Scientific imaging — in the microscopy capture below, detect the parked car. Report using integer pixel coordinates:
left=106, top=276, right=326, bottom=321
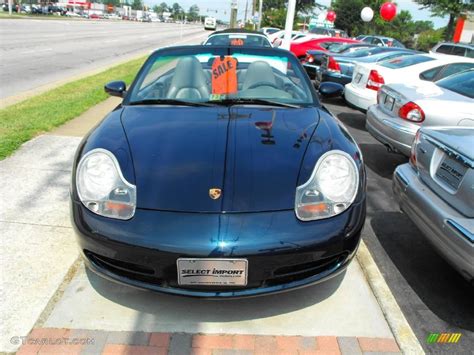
left=309, top=27, right=348, bottom=39
left=302, top=43, right=376, bottom=78
left=290, top=37, right=360, bottom=59
left=345, top=54, right=474, bottom=111
left=314, top=48, right=417, bottom=85
left=204, top=29, right=272, bottom=48
left=393, top=126, right=474, bottom=282
left=70, top=45, right=366, bottom=298
left=358, top=35, right=405, bottom=48
left=65, top=11, right=80, bottom=17
left=259, top=27, right=280, bottom=36
left=366, top=69, right=474, bottom=156
left=430, top=42, right=474, bottom=58
left=204, top=16, right=217, bottom=30
left=269, top=30, right=304, bottom=47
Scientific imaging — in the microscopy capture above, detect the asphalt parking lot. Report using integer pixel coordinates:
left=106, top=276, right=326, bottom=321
left=0, top=19, right=206, bottom=100
left=323, top=97, right=474, bottom=353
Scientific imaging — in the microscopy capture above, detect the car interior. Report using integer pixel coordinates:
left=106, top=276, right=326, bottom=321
left=133, top=56, right=310, bottom=102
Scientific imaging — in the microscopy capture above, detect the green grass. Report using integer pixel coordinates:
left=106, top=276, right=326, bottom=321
left=0, top=56, right=145, bottom=160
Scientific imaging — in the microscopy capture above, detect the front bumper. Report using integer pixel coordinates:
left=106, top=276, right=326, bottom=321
left=393, top=164, right=474, bottom=281
left=71, top=199, right=365, bottom=298
left=366, top=105, right=418, bottom=157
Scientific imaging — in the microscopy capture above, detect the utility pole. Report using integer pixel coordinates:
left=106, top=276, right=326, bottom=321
left=8, top=0, right=12, bottom=15
left=282, top=0, right=296, bottom=50
left=244, top=0, right=248, bottom=25
left=257, top=0, right=262, bottom=30
left=230, top=0, right=237, bottom=28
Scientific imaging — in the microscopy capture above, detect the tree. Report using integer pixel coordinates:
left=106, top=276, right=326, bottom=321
left=332, top=0, right=365, bottom=37
left=415, top=28, right=445, bottom=51
left=262, top=0, right=325, bottom=27
left=414, top=0, right=474, bottom=40
left=131, top=0, right=142, bottom=10
left=171, top=2, right=182, bottom=17
left=187, top=4, right=199, bottom=21
left=153, top=2, right=169, bottom=14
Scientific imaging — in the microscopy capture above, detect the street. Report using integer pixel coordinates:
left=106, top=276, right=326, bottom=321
left=323, top=98, right=474, bottom=354
left=0, top=19, right=207, bottom=100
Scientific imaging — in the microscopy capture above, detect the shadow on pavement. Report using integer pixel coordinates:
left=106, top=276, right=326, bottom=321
left=370, top=211, right=474, bottom=331
left=336, top=112, right=367, bottom=132
left=358, top=143, right=407, bottom=179
left=85, top=267, right=346, bottom=321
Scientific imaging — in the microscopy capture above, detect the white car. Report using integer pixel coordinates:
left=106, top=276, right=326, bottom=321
left=344, top=54, right=474, bottom=111
left=268, top=30, right=303, bottom=46
left=204, top=17, right=217, bottom=31
left=260, top=27, right=280, bottom=36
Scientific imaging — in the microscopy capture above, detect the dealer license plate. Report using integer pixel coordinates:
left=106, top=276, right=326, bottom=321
left=177, top=258, right=248, bottom=286
left=435, top=155, right=468, bottom=190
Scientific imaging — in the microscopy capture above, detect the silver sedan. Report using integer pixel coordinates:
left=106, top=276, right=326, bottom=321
left=366, top=68, right=474, bottom=156
left=393, top=126, right=474, bottom=282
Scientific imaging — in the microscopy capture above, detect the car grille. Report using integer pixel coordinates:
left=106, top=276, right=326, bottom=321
left=85, top=250, right=163, bottom=285
left=84, top=250, right=347, bottom=290
left=264, top=253, right=347, bottom=286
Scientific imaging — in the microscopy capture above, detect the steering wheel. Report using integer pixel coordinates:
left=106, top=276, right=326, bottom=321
left=246, top=81, right=280, bottom=90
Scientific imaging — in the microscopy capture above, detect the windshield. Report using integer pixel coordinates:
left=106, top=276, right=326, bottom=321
left=205, top=34, right=271, bottom=48
left=380, top=54, right=434, bottom=69
left=126, top=47, right=316, bottom=106
left=436, top=70, right=474, bottom=99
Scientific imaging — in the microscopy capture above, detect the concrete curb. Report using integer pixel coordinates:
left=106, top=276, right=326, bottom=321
left=356, top=240, right=425, bottom=354
left=0, top=29, right=206, bottom=109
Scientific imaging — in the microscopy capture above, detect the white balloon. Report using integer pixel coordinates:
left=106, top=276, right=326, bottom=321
left=361, top=7, right=374, bottom=22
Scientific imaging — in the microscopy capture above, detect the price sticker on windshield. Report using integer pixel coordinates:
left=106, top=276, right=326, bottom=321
left=211, top=56, right=238, bottom=95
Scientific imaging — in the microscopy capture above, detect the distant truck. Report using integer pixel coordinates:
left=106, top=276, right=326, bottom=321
left=204, top=17, right=217, bottom=31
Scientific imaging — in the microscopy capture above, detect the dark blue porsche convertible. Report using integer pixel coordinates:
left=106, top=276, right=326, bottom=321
left=71, top=45, right=366, bottom=298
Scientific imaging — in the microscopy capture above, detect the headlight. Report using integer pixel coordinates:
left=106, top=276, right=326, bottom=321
left=76, top=148, right=136, bottom=220
left=295, top=150, right=358, bottom=221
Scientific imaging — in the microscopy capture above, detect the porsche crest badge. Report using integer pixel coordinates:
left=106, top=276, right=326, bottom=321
left=209, top=188, right=222, bottom=200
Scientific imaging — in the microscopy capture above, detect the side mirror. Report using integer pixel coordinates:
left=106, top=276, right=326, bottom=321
left=104, top=81, right=126, bottom=97
left=318, top=82, right=344, bottom=98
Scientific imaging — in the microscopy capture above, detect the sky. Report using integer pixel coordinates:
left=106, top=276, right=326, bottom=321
left=146, top=0, right=449, bottom=29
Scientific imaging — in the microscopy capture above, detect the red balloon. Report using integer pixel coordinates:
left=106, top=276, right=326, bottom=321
left=326, top=10, right=336, bottom=22
left=380, top=2, right=397, bottom=21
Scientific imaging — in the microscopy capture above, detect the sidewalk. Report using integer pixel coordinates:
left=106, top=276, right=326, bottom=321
left=16, top=329, right=401, bottom=354
left=3, top=98, right=409, bottom=355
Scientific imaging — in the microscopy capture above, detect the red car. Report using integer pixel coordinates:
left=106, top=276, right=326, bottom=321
left=290, top=37, right=360, bottom=59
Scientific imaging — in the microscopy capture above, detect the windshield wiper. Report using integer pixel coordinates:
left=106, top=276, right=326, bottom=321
left=128, top=99, right=214, bottom=107
left=207, top=98, right=301, bottom=109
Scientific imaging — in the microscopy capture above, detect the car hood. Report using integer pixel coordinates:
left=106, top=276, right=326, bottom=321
left=121, top=106, right=320, bottom=213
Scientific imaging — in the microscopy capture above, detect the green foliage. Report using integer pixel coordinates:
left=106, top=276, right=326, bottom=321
left=415, top=28, right=445, bottom=52
left=414, top=0, right=473, bottom=40
left=0, top=57, right=145, bottom=160
left=262, top=1, right=325, bottom=28
left=262, top=8, right=289, bottom=28
left=187, top=4, right=199, bottom=21
left=332, top=0, right=437, bottom=47
left=171, top=2, right=182, bottom=16
left=153, top=2, right=169, bottom=14
left=131, top=0, right=142, bottom=10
